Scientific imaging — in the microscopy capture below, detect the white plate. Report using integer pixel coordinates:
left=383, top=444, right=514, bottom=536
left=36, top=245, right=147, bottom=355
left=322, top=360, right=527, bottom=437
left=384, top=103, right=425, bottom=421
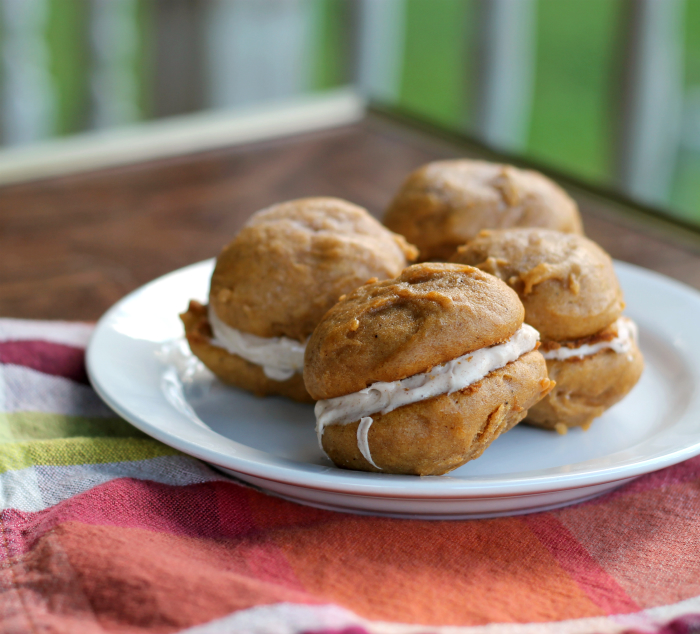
left=87, top=259, right=700, bottom=519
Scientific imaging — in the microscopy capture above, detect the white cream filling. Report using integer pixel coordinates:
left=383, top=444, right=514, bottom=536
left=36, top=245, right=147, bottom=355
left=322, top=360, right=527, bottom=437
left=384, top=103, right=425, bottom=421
left=357, top=417, right=380, bottom=470
left=315, top=324, right=540, bottom=469
left=541, top=317, right=637, bottom=361
left=207, top=305, right=307, bottom=381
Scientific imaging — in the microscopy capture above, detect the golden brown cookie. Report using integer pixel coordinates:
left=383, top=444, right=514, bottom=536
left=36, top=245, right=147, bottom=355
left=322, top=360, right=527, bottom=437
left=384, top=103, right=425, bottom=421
left=321, top=350, right=550, bottom=475
left=528, top=336, right=644, bottom=432
left=211, top=197, right=418, bottom=340
left=451, top=229, right=642, bottom=430
left=304, top=262, right=525, bottom=399
left=384, top=160, right=583, bottom=261
left=182, top=197, right=418, bottom=402
left=305, top=263, right=554, bottom=475
left=451, top=228, right=624, bottom=341
left=181, top=300, right=313, bottom=402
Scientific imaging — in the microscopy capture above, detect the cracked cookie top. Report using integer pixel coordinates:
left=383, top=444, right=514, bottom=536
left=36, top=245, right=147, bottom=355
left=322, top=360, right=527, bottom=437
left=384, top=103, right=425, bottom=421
left=383, top=159, right=583, bottom=261
left=303, top=262, right=524, bottom=400
left=209, top=197, right=418, bottom=341
left=451, top=228, right=624, bottom=341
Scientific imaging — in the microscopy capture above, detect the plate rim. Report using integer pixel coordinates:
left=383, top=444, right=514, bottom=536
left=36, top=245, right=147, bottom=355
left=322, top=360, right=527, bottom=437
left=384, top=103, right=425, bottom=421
left=86, top=258, right=700, bottom=500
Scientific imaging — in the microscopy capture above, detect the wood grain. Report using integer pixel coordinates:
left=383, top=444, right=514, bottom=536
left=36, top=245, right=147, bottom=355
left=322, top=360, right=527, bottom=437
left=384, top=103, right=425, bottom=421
left=1, top=115, right=700, bottom=321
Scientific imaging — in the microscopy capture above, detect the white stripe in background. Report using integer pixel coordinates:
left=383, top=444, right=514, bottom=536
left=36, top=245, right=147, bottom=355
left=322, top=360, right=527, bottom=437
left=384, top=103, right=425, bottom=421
left=88, top=0, right=140, bottom=130
left=204, top=0, right=313, bottom=108
left=0, top=0, right=55, bottom=145
left=0, top=318, right=93, bottom=347
left=356, top=0, right=406, bottom=105
left=0, top=89, right=364, bottom=186
left=0, top=365, right=114, bottom=417
left=179, top=597, right=700, bottom=634
left=0, top=455, right=226, bottom=512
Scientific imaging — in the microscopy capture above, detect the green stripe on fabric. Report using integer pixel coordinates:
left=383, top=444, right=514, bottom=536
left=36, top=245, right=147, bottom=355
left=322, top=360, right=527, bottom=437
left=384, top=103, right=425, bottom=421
left=0, top=412, right=148, bottom=443
left=0, top=438, right=180, bottom=474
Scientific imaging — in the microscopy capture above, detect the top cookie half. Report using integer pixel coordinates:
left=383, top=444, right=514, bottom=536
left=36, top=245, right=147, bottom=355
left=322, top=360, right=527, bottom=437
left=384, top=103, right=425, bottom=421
left=451, top=228, right=624, bottom=341
left=210, top=197, right=418, bottom=341
left=384, top=159, right=583, bottom=261
left=304, top=262, right=525, bottom=400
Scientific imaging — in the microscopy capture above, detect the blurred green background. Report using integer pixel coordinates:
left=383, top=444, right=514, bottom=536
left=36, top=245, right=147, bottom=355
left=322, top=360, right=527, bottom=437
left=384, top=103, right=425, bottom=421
left=4, top=0, right=700, bottom=222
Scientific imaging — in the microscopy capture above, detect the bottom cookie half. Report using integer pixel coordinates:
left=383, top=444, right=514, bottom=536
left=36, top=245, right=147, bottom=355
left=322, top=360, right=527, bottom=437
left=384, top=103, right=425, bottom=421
left=180, top=300, right=313, bottom=403
left=321, top=350, right=553, bottom=476
left=526, top=340, right=644, bottom=432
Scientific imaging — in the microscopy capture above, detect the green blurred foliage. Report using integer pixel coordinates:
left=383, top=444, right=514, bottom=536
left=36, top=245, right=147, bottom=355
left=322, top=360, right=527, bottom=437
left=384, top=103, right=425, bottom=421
left=13, top=0, right=700, bottom=221
left=47, top=0, right=149, bottom=135
left=685, top=0, right=700, bottom=87
left=672, top=0, right=700, bottom=220
left=311, top=0, right=348, bottom=91
left=399, top=0, right=473, bottom=129
left=47, top=0, right=89, bottom=135
left=527, top=0, right=621, bottom=183
left=135, top=0, right=152, bottom=120
left=393, top=0, right=622, bottom=184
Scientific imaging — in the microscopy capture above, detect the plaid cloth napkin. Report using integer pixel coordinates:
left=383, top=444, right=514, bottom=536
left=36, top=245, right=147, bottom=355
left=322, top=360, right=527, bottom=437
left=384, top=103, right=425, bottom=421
left=1, top=317, right=699, bottom=634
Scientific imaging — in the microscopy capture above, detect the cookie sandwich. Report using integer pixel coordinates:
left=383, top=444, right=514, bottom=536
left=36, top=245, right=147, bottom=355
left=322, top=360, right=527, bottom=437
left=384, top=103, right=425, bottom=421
left=304, top=263, right=554, bottom=475
left=451, top=228, right=643, bottom=432
left=384, top=159, right=583, bottom=261
left=181, top=197, right=418, bottom=402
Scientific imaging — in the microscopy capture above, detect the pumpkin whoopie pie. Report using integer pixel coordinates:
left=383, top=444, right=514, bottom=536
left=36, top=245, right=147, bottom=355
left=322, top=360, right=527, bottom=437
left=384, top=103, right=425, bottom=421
left=384, top=159, right=583, bottom=261
left=181, top=197, right=417, bottom=402
left=304, top=262, right=554, bottom=475
left=451, top=228, right=643, bottom=432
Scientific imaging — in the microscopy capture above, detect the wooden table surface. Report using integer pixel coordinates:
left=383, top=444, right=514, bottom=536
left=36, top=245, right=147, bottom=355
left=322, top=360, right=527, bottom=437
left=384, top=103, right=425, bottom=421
left=2, top=112, right=700, bottom=322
